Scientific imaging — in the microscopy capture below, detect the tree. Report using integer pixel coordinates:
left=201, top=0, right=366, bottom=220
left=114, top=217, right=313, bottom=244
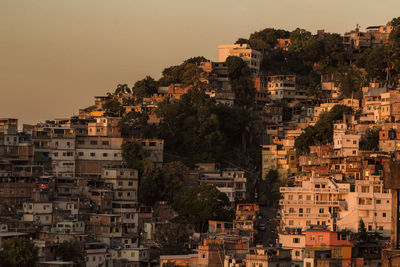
left=139, top=161, right=188, bottom=206
left=172, top=185, right=234, bottom=232
left=55, top=241, right=85, bottom=267
left=114, top=83, right=131, bottom=95
left=121, top=141, right=151, bottom=174
left=225, top=56, right=256, bottom=107
left=359, top=127, right=380, bottom=151
left=289, top=28, right=321, bottom=63
left=335, top=67, right=364, bottom=99
left=317, top=33, right=347, bottom=73
left=155, top=223, right=190, bottom=255
left=131, top=76, right=158, bottom=101
left=295, top=105, right=353, bottom=155
left=247, top=28, right=290, bottom=51
left=0, top=237, right=38, bottom=267
left=257, top=169, right=282, bottom=207
left=119, top=110, right=149, bottom=138
left=184, top=56, right=208, bottom=65
left=103, top=98, right=124, bottom=117
left=156, top=88, right=225, bottom=164
left=158, top=59, right=207, bottom=87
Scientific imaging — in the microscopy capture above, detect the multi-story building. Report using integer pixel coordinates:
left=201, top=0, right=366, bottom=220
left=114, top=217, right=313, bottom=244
left=0, top=118, right=18, bottom=135
left=245, top=246, right=291, bottom=267
left=101, top=166, right=139, bottom=235
left=49, top=127, right=76, bottom=177
left=280, top=177, right=349, bottom=232
left=218, top=44, right=262, bottom=76
left=333, top=132, right=360, bottom=157
left=22, top=201, right=53, bottom=226
left=261, top=145, right=297, bottom=180
left=303, top=225, right=353, bottom=267
left=266, top=75, right=307, bottom=101
left=75, top=136, right=123, bottom=177
left=198, top=167, right=246, bottom=202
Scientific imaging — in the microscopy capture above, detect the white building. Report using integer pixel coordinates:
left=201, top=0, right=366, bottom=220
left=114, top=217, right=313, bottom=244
left=333, top=133, right=360, bottom=157
left=218, top=44, right=262, bottom=76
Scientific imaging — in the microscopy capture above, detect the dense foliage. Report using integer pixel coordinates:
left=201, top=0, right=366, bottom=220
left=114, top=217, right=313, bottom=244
left=139, top=161, right=188, bottom=206
left=295, top=105, right=353, bottom=155
left=155, top=223, right=191, bottom=255
left=172, top=185, right=234, bottom=232
left=359, top=127, right=381, bottom=151
left=0, top=237, right=38, bottom=267
left=55, top=241, right=85, bottom=267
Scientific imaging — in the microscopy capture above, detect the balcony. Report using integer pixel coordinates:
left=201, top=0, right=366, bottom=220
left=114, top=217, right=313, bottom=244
left=282, top=212, right=331, bottom=218
left=280, top=187, right=349, bottom=193
left=280, top=199, right=346, bottom=207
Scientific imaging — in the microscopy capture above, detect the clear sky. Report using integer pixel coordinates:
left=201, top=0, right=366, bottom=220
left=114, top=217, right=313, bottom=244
left=1, top=0, right=399, bottom=125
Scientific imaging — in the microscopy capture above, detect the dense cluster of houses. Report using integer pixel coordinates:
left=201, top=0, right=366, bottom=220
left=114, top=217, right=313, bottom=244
left=1, top=20, right=399, bottom=267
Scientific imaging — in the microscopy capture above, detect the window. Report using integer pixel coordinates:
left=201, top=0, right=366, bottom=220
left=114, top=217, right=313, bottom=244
left=90, top=141, right=98, bottom=145
left=103, top=153, right=108, bottom=157
left=310, top=235, right=315, bottom=240
left=383, top=213, right=387, bottom=217
left=361, top=186, right=369, bottom=193
left=78, top=152, right=84, bottom=156
left=289, top=208, right=295, bottom=213
left=289, top=220, right=294, bottom=226
left=318, top=235, right=323, bottom=241
left=376, top=199, right=381, bottom=204
left=90, top=153, right=95, bottom=157
left=102, top=141, right=109, bottom=145
left=295, top=251, right=300, bottom=257
left=293, top=238, right=300, bottom=243
left=319, top=208, right=324, bottom=214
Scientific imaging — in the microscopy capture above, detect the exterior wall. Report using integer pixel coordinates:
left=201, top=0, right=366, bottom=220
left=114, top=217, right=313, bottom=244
left=110, top=248, right=149, bottom=263
left=198, top=244, right=224, bottom=267
left=278, top=233, right=305, bottom=262
left=218, top=44, right=261, bottom=76
left=160, top=254, right=198, bottom=267
left=280, top=178, right=350, bottom=231
left=136, top=139, right=164, bottom=167
left=88, top=117, right=121, bottom=137
left=305, top=230, right=353, bottom=259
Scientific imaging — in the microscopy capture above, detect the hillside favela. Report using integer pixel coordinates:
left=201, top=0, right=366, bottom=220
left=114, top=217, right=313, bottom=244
left=4, top=7, right=400, bottom=267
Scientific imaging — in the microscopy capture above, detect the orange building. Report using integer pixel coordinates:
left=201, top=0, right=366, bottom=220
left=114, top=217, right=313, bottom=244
left=160, top=254, right=198, bottom=267
left=305, top=225, right=354, bottom=261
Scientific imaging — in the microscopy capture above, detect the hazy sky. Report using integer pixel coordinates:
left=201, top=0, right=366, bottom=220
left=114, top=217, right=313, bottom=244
left=1, top=0, right=400, bottom=126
